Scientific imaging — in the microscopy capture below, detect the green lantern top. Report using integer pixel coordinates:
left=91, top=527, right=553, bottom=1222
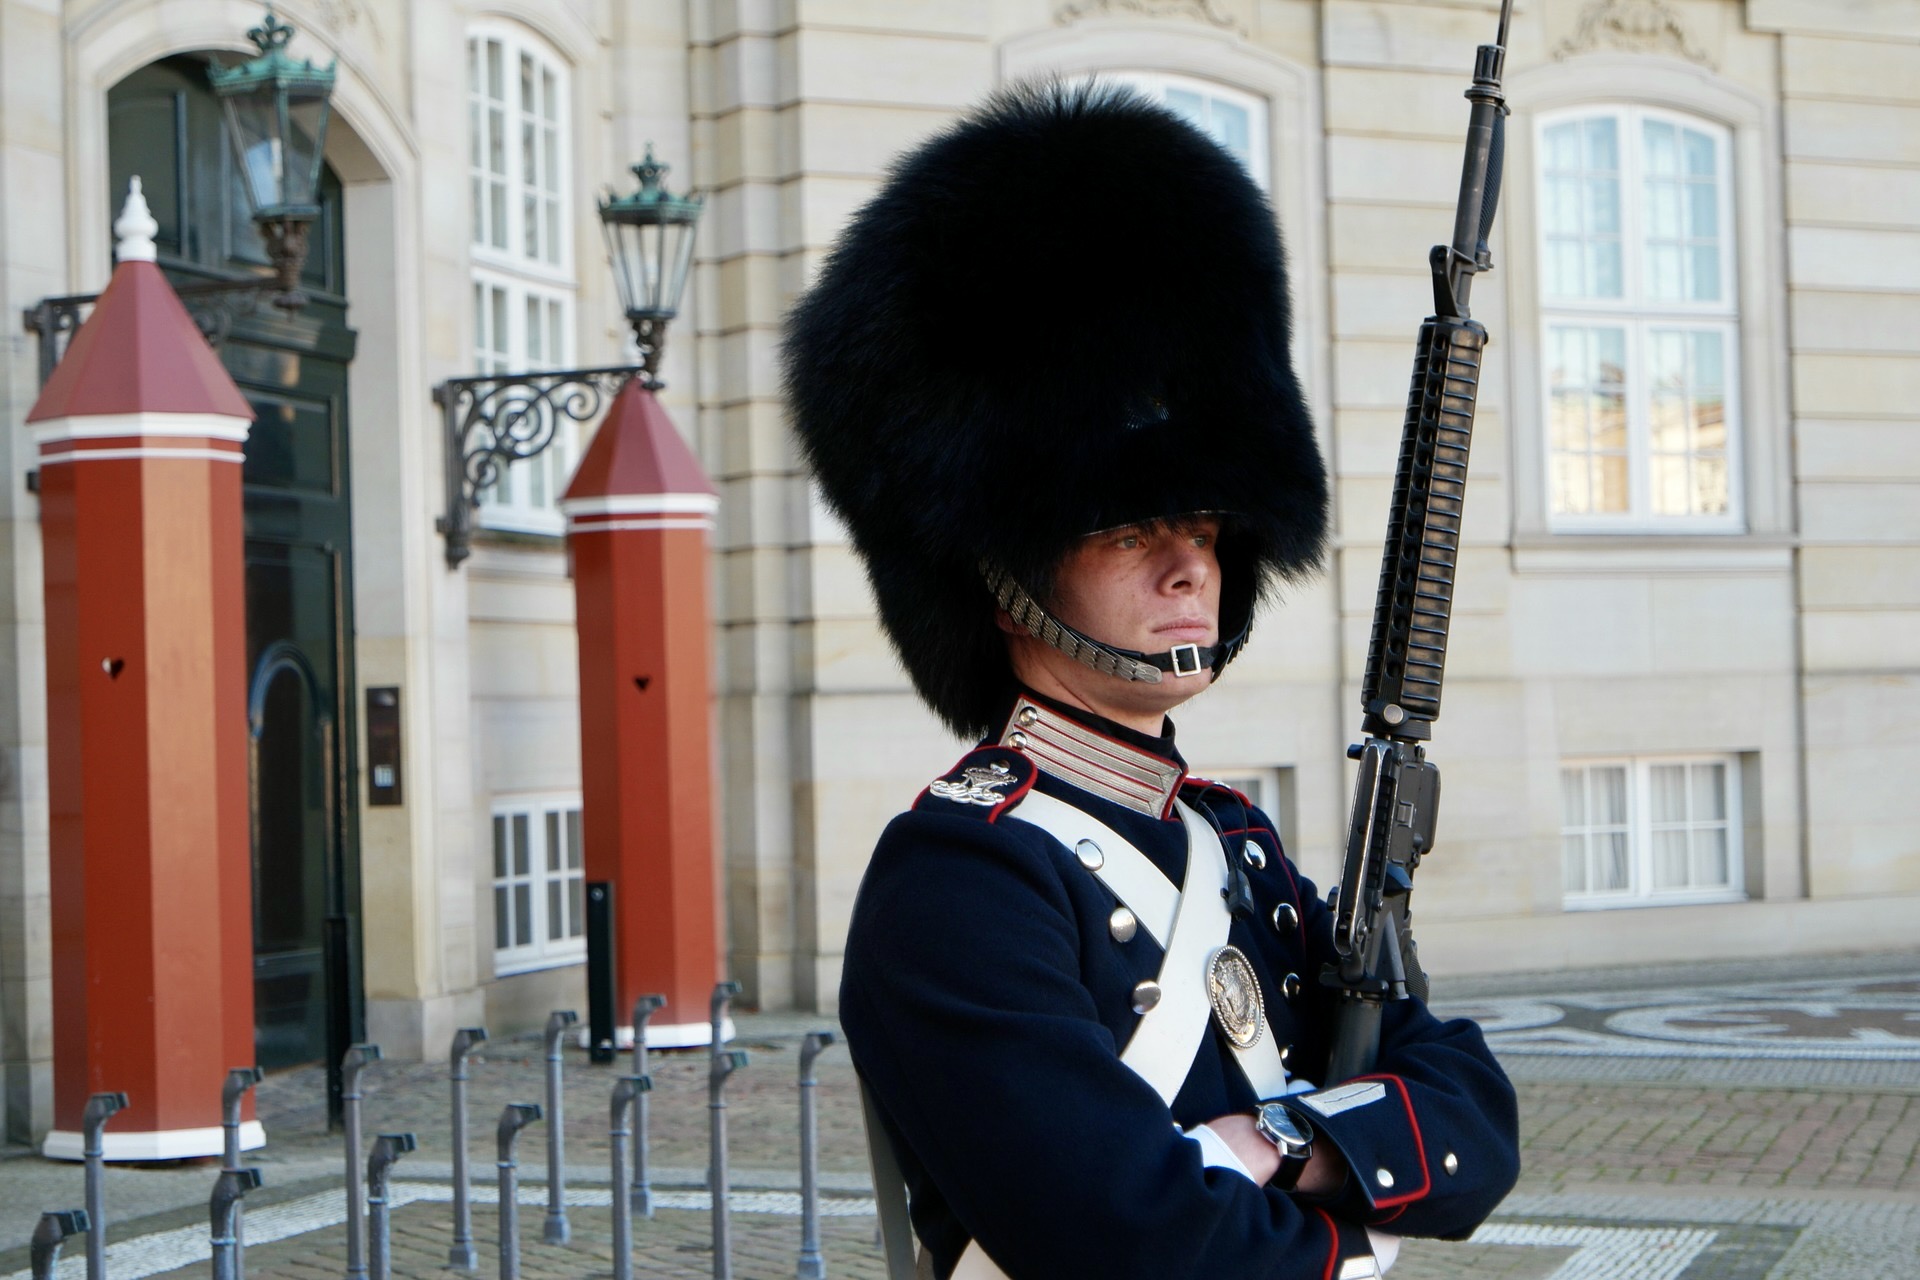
left=207, top=6, right=336, bottom=99
left=598, top=147, right=705, bottom=230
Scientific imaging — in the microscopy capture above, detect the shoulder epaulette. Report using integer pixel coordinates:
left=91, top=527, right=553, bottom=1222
left=913, top=746, right=1036, bottom=822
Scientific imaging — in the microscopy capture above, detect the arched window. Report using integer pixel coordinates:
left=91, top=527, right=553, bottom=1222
left=1537, top=106, right=1741, bottom=531
left=467, top=23, right=577, bottom=532
left=1099, top=71, right=1271, bottom=189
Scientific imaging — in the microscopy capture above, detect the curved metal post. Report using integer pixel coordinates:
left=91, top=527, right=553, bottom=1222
left=629, top=994, right=666, bottom=1216
left=222, top=1067, right=263, bottom=1275
left=82, top=1090, right=128, bottom=1280
left=448, top=1027, right=488, bottom=1269
left=709, top=980, right=746, bottom=1280
left=209, top=1169, right=262, bottom=1280
left=797, top=1032, right=837, bottom=1280
left=496, top=1103, right=543, bottom=1280
left=541, top=1011, right=579, bottom=1244
left=366, top=1134, right=415, bottom=1280
left=340, top=1044, right=383, bottom=1280
left=30, top=1210, right=88, bottom=1280
left=609, top=1075, right=651, bottom=1280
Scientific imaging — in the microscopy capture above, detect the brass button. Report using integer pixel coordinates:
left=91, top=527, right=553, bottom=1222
left=1016, top=706, right=1038, bottom=728
left=1242, top=840, right=1266, bottom=870
left=1272, top=902, right=1299, bottom=934
left=1109, top=906, right=1138, bottom=943
left=1282, top=972, right=1301, bottom=999
left=1075, top=839, right=1104, bottom=872
left=1008, top=731, right=1030, bottom=750
left=1131, top=980, right=1162, bottom=1014
left=1443, top=1152, right=1459, bottom=1176
left=1376, top=1168, right=1395, bottom=1189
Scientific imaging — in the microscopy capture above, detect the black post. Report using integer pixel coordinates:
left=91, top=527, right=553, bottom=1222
left=609, top=1075, right=650, bottom=1280
left=629, top=994, right=666, bottom=1217
left=797, top=1032, right=836, bottom=1280
left=221, top=1068, right=263, bottom=1277
left=340, top=1045, right=383, bottom=1280
left=587, top=883, right=616, bottom=1064
left=541, top=1011, right=579, bottom=1244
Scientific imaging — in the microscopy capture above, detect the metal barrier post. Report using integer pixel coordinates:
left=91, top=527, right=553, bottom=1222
left=82, top=1090, right=128, bottom=1280
left=608, top=1075, right=650, bottom=1280
left=540, top=1010, right=579, bottom=1244
left=222, top=1067, right=262, bottom=1276
left=30, top=1210, right=88, bottom=1280
left=708, top=981, right=746, bottom=1280
left=448, top=1027, right=489, bottom=1269
left=341, top=1044, right=383, bottom=1280
left=797, top=1031, right=837, bottom=1280
left=629, top=994, right=665, bottom=1216
left=209, top=1169, right=262, bottom=1280
left=496, top=1103, right=542, bottom=1280
left=366, top=1134, right=416, bottom=1280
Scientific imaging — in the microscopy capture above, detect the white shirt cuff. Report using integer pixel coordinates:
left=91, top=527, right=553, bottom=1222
left=1366, top=1229, right=1401, bottom=1272
left=1183, top=1123, right=1256, bottom=1182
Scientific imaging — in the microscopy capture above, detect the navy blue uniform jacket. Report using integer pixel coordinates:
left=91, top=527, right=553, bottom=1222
left=840, top=714, right=1520, bottom=1280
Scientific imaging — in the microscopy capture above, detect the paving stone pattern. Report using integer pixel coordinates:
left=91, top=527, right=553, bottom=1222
left=3, top=960, right=1917, bottom=1279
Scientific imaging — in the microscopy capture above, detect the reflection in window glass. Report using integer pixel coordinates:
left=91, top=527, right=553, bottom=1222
left=1537, top=107, right=1739, bottom=529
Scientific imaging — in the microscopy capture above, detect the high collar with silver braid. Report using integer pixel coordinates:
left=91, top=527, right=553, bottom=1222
left=983, top=561, right=1250, bottom=684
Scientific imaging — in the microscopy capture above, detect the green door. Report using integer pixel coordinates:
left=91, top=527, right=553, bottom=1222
left=108, top=55, right=362, bottom=1071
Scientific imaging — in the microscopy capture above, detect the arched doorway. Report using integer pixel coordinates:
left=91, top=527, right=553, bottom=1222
left=107, top=54, right=362, bottom=1071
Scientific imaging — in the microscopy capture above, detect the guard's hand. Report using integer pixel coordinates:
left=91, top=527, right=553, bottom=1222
left=1200, top=1113, right=1280, bottom=1184
left=1202, top=1115, right=1348, bottom=1195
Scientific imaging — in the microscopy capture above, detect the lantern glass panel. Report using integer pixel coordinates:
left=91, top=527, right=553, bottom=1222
left=284, top=88, right=331, bottom=211
left=222, top=93, right=280, bottom=216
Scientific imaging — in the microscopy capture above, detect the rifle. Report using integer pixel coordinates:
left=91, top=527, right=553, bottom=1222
left=1321, top=0, right=1514, bottom=1085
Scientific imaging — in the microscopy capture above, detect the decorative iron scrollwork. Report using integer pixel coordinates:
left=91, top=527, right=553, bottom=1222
left=433, top=365, right=643, bottom=568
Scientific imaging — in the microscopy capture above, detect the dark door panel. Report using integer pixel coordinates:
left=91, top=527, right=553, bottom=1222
left=109, top=55, right=360, bottom=1074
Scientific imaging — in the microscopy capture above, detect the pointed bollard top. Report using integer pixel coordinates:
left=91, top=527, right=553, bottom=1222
left=560, top=379, right=715, bottom=520
left=28, top=179, right=251, bottom=425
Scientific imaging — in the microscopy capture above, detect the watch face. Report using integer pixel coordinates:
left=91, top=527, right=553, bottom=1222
left=1258, top=1103, right=1311, bottom=1150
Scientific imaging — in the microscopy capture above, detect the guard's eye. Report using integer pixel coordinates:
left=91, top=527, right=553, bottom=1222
left=1191, top=533, right=1212, bottom=549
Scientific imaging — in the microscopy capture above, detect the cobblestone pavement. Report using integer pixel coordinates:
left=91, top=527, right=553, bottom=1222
left=2, top=953, right=1915, bottom=1279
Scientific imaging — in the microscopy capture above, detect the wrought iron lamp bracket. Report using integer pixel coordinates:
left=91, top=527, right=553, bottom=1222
left=23, top=275, right=286, bottom=388
left=433, top=363, right=649, bottom=569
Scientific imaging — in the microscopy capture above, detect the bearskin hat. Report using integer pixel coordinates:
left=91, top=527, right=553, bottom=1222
left=781, top=81, right=1328, bottom=740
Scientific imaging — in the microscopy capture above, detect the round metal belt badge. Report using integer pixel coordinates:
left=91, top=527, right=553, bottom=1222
left=1207, top=944, right=1265, bottom=1049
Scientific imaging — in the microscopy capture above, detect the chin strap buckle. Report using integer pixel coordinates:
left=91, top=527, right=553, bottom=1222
left=1168, top=644, right=1203, bottom=678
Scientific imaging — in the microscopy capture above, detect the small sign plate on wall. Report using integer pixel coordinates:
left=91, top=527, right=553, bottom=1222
left=366, top=686, right=403, bottom=806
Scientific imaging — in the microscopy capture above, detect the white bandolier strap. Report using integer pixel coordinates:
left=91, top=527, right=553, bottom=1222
left=872, top=792, right=1377, bottom=1280
left=1009, top=791, right=1291, bottom=1100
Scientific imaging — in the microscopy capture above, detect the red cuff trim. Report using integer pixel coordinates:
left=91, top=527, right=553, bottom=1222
left=1354, top=1074, right=1431, bottom=1208
left=1314, top=1207, right=1340, bottom=1280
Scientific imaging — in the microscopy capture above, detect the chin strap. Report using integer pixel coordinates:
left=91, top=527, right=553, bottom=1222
left=983, top=562, right=1248, bottom=685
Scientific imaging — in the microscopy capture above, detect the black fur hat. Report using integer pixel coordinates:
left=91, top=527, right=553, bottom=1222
left=782, top=81, right=1327, bottom=739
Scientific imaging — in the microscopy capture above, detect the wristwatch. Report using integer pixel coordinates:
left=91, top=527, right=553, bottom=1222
left=1253, top=1101, right=1316, bottom=1191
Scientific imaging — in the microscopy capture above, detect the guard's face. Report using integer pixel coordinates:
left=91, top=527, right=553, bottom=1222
left=1005, top=516, right=1222, bottom=726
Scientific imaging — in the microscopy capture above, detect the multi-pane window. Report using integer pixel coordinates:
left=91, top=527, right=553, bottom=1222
left=468, top=25, right=577, bottom=535
left=1538, top=108, right=1740, bottom=531
left=1101, top=72, right=1270, bottom=189
left=492, top=797, right=586, bottom=974
left=1562, top=758, right=1743, bottom=907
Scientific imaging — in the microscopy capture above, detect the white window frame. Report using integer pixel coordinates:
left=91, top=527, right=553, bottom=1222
left=1537, top=105, right=1744, bottom=535
left=1561, top=756, right=1746, bottom=911
left=467, top=21, right=580, bottom=537
left=1095, top=71, right=1271, bottom=190
left=467, top=23, right=574, bottom=283
left=491, top=793, right=587, bottom=975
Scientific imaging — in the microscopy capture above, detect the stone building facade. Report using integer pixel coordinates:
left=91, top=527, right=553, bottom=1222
left=1, top=0, right=1914, bottom=1144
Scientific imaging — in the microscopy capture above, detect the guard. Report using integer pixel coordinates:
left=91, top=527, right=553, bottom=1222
left=784, top=82, right=1520, bottom=1280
